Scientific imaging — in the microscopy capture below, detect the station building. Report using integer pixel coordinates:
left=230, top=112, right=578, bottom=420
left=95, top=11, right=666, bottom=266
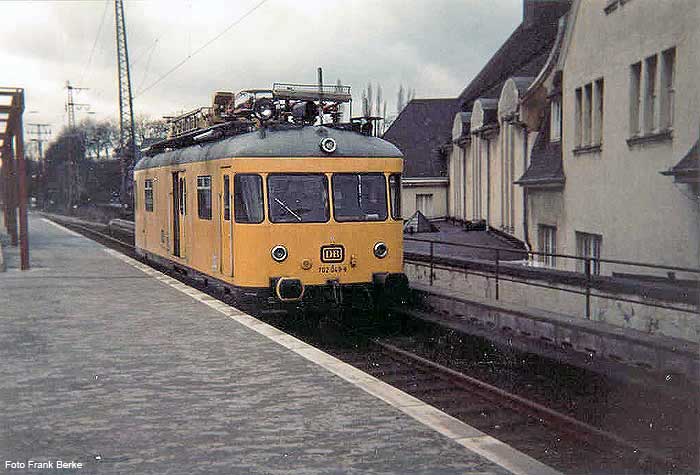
left=440, top=0, right=698, bottom=272
left=448, top=0, right=571, bottom=245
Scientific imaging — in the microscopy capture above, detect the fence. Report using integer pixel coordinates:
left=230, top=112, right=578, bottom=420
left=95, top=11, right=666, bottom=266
left=403, top=236, right=700, bottom=318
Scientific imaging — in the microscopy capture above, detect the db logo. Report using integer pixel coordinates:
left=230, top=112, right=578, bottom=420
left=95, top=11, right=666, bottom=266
left=321, top=245, right=345, bottom=263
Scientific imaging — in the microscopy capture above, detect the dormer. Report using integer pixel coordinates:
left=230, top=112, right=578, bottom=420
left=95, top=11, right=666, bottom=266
left=498, top=77, right=535, bottom=122
left=452, top=112, right=471, bottom=146
left=470, top=98, right=499, bottom=134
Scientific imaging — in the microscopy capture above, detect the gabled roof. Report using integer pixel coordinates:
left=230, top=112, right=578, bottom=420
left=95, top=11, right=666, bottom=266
left=515, top=109, right=564, bottom=187
left=661, top=140, right=699, bottom=183
left=458, top=2, right=571, bottom=112
left=382, top=98, right=460, bottom=178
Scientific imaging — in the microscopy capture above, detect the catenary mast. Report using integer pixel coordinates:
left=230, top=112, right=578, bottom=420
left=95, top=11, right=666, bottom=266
left=115, top=0, right=138, bottom=210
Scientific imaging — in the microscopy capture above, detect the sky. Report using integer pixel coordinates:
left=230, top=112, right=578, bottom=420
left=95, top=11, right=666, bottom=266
left=0, top=0, right=522, bottom=146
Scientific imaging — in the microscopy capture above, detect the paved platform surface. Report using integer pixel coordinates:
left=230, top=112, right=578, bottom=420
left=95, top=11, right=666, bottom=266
left=0, top=216, right=557, bottom=474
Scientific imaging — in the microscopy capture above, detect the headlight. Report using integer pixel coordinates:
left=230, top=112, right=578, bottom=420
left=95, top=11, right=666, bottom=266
left=254, top=98, right=275, bottom=121
left=373, top=241, right=388, bottom=259
left=319, top=137, right=337, bottom=154
left=271, top=245, right=288, bottom=262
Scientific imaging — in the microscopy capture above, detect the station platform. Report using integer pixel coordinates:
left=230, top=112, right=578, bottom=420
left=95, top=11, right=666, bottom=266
left=0, top=215, right=560, bottom=475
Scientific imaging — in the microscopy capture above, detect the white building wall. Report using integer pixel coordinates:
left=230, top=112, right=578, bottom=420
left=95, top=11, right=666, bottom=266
left=561, top=0, right=700, bottom=270
left=448, top=113, right=472, bottom=223
left=402, top=183, right=448, bottom=220
left=447, top=148, right=457, bottom=218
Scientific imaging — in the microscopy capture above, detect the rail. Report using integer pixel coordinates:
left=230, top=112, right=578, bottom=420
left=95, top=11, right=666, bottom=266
left=404, top=236, right=700, bottom=318
left=44, top=212, right=700, bottom=317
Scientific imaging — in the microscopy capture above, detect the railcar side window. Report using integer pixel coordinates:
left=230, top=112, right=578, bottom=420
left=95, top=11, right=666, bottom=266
left=179, top=178, right=186, bottom=215
left=268, top=174, right=329, bottom=223
left=234, top=174, right=264, bottom=223
left=389, top=174, right=401, bottom=220
left=144, top=179, right=154, bottom=212
left=332, top=173, right=387, bottom=222
left=197, top=175, right=212, bottom=220
left=223, top=175, right=230, bottom=221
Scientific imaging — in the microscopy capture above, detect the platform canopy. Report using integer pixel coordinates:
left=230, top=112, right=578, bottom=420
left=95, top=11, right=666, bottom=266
left=0, top=87, right=29, bottom=270
left=0, top=88, right=24, bottom=152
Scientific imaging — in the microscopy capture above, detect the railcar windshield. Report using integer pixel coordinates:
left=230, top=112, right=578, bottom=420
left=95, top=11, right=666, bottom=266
left=268, top=174, right=329, bottom=223
left=332, top=173, right=388, bottom=222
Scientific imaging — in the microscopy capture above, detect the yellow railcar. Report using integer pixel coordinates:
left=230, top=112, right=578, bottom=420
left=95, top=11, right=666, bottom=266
left=134, top=125, right=406, bottom=304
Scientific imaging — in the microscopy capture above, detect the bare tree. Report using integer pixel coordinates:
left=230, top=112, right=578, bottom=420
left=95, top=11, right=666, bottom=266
left=135, top=114, right=168, bottom=144
left=366, top=83, right=373, bottom=116
left=397, top=85, right=405, bottom=115
left=361, top=89, right=369, bottom=116
left=408, top=88, right=417, bottom=102
left=382, top=101, right=387, bottom=134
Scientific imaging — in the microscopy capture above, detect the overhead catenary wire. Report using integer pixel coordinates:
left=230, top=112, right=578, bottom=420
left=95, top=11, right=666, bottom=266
left=81, top=0, right=110, bottom=84
left=136, top=39, right=160, bottom=92
left=134, top=0, right=270, bottom=99
left=131, top=36, right=161, bottom=69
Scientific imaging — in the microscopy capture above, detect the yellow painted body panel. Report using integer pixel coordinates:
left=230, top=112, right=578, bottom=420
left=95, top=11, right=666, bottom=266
left=134, top=156, right=403, bottom=288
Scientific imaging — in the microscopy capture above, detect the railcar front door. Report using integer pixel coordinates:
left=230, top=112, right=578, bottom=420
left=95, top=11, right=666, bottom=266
left=219, top=170, right=233, bottom=277
left=219, top=168, right=233, bottom=276
left=172, top=171, right=187, bottom=258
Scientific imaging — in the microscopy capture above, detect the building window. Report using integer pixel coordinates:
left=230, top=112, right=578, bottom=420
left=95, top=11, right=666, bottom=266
left=550, top=98, right=561, bottom=142
left=583, top=83, right=593, bottom=145
left=660, top=47, right=676, bottom=130
left=144, top=179, right=154, bottom=212
left=574, top=80, right=603, bottom=151
left=197, top=175, right=212, bottom=220
left=537, top=225, right=557, bottom=268
left=643, top=54, right=657, bottom=134
left=574, top=88, right=582, bottom=147
left=416, top=193, right=433, bottom=217
left=576, top=232, right=602, bottom=275
left=628, top=47, right=676, bottom=145
left=594, top=78, right=604, bottom=145
left=629, top=62, right=642, bottom=136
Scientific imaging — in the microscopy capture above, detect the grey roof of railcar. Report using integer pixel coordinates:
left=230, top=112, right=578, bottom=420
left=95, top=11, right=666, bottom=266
left=134, top=125, right=403, bottom=171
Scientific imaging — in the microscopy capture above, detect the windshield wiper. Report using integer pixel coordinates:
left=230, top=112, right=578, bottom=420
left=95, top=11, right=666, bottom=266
left=274, top=197, right=302, bottom=222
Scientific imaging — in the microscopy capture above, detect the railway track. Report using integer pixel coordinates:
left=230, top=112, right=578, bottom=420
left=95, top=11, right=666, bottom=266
left=43, top=212, right=696, bottom=475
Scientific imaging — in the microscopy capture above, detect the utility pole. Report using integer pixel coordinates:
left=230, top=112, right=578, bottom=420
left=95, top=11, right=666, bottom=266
left=65, top=81, right=89, bottom=129
left=115, top=0, right=138, bottom=212
left=27, top=123, right=51, bottom=160
left=65, top=81, right=89, bottom=213
left=26, top=123, right=51, bottom=208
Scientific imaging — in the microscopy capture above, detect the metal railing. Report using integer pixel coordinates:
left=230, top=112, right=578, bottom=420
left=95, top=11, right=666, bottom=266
left=404, top=236, right=700, bottom=318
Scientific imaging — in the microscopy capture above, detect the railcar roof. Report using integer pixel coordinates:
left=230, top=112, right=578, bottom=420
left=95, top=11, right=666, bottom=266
left=134, top=125, right=403, bottom=171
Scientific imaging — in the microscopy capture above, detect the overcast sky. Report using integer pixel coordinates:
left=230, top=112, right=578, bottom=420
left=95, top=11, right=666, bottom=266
left=1, top=0, right=522, bottom=144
